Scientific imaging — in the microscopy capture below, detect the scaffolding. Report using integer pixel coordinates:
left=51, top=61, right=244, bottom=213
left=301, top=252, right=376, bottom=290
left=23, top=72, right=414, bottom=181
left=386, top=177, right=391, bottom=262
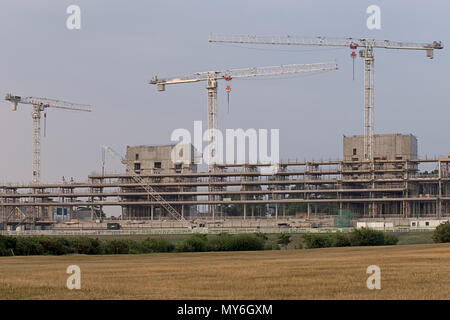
left=1, top=157, right=450, bottom=230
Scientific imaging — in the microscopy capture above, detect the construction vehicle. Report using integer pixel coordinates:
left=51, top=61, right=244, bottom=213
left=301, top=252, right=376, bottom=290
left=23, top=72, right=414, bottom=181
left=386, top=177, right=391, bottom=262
left=106, top=222, right=121, bottom=230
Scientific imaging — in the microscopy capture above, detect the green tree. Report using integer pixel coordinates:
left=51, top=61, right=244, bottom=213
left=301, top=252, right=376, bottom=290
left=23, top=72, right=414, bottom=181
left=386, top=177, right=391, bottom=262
left=432, top=221, right=450, bottom=243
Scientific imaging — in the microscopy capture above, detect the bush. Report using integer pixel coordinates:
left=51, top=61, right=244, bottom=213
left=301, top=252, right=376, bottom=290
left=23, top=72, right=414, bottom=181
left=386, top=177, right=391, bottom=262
left=87, top=238, right=104, bottom=254
left=348, top=228, right=398, bottom=246
left=14, top=237, right=45, bottom=256
left=177, top=234, right=208, bottom=252
left=332, top=233, right=351, bottom=247
left=301, top=230, right=398, bottom=249
left=0, top=241, right=11, bottom=256
left=70, top=237, right=104, bottom=255
left=106, top=239, right=133, bottom=254
left=383, top=234, right=399, bottom=245
left=0, top=232, right=270, bottom=256
left=69, top=237, right=91, bottom=254
left=141, top=238, right=175, bottom=253
left=302, top=234, right=333, bottom=249
left=180, top=233, right=266, bottom=252
left=432, top=221, right=450, bottom=243
left=100, top=241, right=114, bottom=255
left=254, top=232, right=268, bottom=241
left=38, top=237, right=74, bottom=255
left=349, top=228, right=386, bottom=246
left=227, top=234, right=265, bottom=251
left=0, top=235, right=16, bottom=256
left=277, top=233, right=292, bottom=249
left=207, top=233, right=233, bottom=251
left=264, top=241, right=280, bottom=250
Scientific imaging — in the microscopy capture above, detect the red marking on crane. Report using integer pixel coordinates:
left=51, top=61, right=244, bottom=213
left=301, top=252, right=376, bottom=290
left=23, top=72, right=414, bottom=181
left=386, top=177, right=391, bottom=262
left=350, top=43, right=358, bottom=50
left=226, top=85, right=231, bottom=92
left=351, top=51, right=356, bottom=57
left=224, top=76, right=232, bottom=81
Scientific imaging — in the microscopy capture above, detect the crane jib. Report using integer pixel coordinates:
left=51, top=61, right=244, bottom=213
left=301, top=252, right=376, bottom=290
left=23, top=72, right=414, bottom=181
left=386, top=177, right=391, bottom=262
left=150, top=62, right=338, bottom=86
left=208, top=34, right=443, bottom=50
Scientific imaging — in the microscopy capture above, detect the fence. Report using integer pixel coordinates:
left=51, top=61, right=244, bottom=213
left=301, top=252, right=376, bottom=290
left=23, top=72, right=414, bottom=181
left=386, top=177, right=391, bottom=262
left=0, top=226, right=436, bottom=237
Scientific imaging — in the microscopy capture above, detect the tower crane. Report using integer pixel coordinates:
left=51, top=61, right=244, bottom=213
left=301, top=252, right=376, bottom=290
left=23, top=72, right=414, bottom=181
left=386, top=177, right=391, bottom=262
left=208, top=34, right=443, bottom=161
left=5, top=93, right=92, bottom=184
left=150, top=62, right=338, bottom=168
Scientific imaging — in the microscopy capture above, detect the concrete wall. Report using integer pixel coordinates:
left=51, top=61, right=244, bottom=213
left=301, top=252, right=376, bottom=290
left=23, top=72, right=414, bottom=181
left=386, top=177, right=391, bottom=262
left=343, top=133, right=418, bottom=161
left=125, top=144, right=197, bottom=174
left=123, top=144, right=198, bottom=219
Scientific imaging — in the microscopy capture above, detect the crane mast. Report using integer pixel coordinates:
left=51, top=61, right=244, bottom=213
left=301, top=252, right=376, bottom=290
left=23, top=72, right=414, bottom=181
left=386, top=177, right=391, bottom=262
left=209, top=34, right=443, bottom=161
left=5, top=93, right=92, bottom=184
left=150, top=62, right=338, bottom=168
left=32, top=107, right=41, bottom=184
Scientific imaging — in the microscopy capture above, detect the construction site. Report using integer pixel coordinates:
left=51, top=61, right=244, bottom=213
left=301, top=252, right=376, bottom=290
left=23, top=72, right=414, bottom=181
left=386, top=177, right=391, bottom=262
left=1, top=35, right=448, bottom=233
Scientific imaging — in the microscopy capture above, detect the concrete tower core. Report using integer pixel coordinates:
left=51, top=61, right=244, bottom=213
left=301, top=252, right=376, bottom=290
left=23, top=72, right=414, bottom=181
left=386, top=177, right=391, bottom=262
left=343, top=133, right=417, bottom=161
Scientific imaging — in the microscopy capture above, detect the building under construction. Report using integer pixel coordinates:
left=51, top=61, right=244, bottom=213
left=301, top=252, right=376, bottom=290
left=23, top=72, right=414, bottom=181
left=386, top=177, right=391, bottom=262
left=1, top=133, right=449, bottom=230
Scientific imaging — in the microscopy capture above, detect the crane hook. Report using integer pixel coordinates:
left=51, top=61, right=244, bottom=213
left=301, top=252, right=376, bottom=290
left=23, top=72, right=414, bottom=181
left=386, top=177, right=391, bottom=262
left=43, top=112, right=47, bottom=137
left=226, top=85, right=231, bottom=113
left=350, top=43, right=358, bottom=81
left=350, top=51, right=357, bottom=80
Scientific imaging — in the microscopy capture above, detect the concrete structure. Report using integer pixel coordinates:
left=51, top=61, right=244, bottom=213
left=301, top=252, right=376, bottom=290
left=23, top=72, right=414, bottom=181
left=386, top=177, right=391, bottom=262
left=410, top=219, right=449, bottom=228
left=125, top=144, right=197, bottom=175
left=122, top=144, right=198, bottom=219
left=356, top=221, right=394, bottom=229
left=343, top=134, right=417, bottom=161
left=1, top=139, right=450, bottom=230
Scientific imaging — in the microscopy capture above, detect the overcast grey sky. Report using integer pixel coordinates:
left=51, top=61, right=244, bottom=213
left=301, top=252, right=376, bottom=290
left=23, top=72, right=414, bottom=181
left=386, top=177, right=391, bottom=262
left=0, top=0, right=449, bottom=184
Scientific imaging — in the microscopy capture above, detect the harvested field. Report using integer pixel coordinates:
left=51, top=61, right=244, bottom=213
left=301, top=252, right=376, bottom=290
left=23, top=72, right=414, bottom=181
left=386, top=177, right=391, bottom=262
left=0, top=244, right=449, bottom=300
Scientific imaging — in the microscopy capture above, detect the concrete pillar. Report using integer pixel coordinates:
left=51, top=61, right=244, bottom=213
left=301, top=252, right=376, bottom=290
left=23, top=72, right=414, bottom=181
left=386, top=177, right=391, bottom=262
left=69, top=206, right=74, bottom=222
left=243, top=204, right=247, bottom=220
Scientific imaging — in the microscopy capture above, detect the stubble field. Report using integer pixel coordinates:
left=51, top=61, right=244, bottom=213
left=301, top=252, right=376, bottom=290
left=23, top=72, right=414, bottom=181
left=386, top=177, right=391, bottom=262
left=0, top=243, right=449, bottom=300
